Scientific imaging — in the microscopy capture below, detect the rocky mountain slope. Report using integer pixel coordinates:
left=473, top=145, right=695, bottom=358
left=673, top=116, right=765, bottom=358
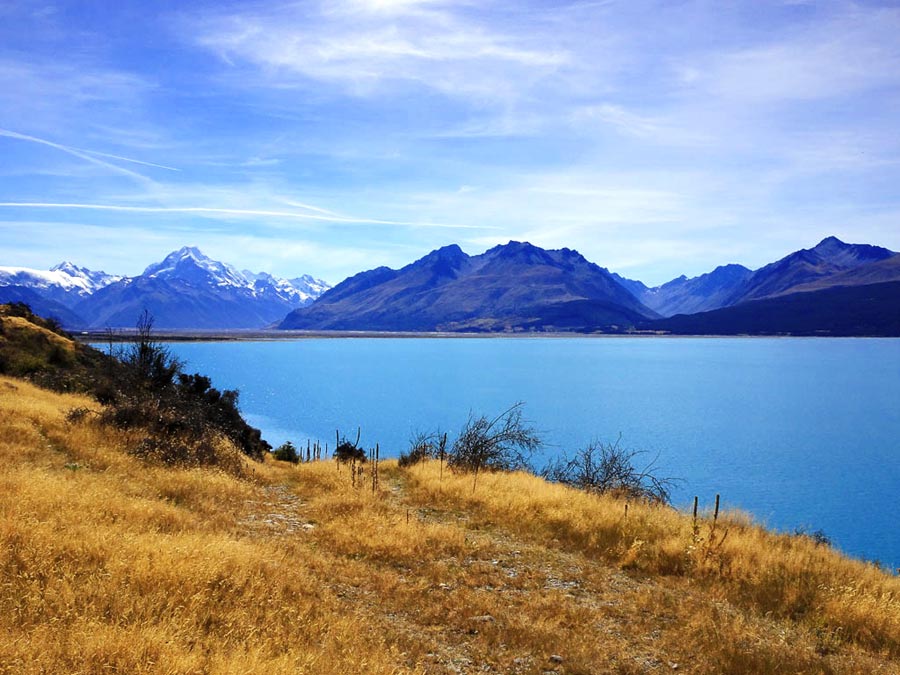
left=619, top=237, right=897, bottom=323
left=723, top=236, right=895, bottom=306
left=280, top=241, right=656, bottom=332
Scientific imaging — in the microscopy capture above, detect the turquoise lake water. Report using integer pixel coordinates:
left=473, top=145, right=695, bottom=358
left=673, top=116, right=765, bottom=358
left=159, top=337, right=900, bottom=568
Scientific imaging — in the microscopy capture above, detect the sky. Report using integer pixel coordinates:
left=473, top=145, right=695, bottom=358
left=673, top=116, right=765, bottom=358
left=1, top=0, right=899, bottom=286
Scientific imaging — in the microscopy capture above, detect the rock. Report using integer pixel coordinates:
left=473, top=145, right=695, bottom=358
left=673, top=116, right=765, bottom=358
left=549, top=654, right=564, bottom=664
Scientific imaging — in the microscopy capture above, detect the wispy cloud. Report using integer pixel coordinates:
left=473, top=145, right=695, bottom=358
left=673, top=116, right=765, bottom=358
left=189, top=1, right=569, bottom=102
left=3, top=0, right=900, bottom=284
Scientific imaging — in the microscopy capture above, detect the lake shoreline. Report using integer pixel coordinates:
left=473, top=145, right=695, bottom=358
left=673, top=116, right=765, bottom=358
left=74, top=328, right=888, bottom=343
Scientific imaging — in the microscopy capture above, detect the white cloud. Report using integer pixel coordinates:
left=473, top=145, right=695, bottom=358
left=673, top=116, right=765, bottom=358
left=190, top=2, right=569, bottom=102
left=4, top=0, right=900, bottom=288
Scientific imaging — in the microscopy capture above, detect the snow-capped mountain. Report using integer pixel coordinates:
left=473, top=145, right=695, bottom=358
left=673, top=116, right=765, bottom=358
left=242, top=271, right=313, bottom=306
left=0, top=262, right=122, bottom=305
left=290, top=274, right=332, bottom=300
left=145, top=246, right=250, bottom=288
left=1, top=247, right=330, bottom=329
left=0, top=261, right=122, bottom=326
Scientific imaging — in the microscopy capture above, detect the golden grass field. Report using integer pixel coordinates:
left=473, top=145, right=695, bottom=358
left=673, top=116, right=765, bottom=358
left=2, top=373, right=899, bottom=674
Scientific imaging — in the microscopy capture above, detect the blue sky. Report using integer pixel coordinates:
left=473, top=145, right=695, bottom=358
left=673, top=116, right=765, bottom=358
left=2, top=0, right=899, bottom=286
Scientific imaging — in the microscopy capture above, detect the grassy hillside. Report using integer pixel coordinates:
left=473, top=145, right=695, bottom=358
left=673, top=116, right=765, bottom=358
left=2, top=306, right=899, bottom=673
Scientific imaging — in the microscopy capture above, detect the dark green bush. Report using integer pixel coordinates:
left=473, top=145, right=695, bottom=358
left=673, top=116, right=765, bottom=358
left=333, top=428, right=366, bottom=463
left=4, top=304, right=271, bottom=469
left=273, top=441, right=300, bottom=464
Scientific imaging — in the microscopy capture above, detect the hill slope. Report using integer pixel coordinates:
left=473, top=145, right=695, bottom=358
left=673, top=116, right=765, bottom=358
left=280, top=241, right=655, bottom=332
left=0, top=285, right=85, bottom=326
left=2, top=376, right=899, bottom=673
left=2, top=309, right=900, bottom=672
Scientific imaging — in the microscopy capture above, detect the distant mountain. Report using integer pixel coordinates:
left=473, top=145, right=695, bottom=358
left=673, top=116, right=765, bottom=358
left=1, top=247, right=331, bottom=329
left=613, top=236, right=895, bottom=319
left=636, top=237, right=900, bottom=336
left=645, top=280, right=900, bottom=336
left=632, top=264, right=753, bottom=317
left=0, top=262, right=122, bottom=309
left=289, top=274, right=332, bottom=300
left=767, top=249, right=900, bottom=295
left=0, top=285, right=85, bottom=327
left=609, top=273, right=649, bottom=300
left=76, top=247, right=331, bottom=329
left=724, top=236, right=895, bottom=305
left=5, top=236, right=896, bottom=334
left=280, top=241, right=656, bottom=332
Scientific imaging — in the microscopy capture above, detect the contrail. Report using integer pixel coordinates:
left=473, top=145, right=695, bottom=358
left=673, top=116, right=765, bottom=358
left=0, top=202, right=488, bottom=229
left=0, top=128, right=177, bottom=178
left=280, top=199, right=341, bottom=216
left=76, top=148, right=180, bottom=172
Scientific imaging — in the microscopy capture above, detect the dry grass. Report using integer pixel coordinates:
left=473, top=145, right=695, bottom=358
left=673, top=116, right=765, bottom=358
left=2, top=374, right=899, bottom=674
left=1, top=315, right=75, bottom=352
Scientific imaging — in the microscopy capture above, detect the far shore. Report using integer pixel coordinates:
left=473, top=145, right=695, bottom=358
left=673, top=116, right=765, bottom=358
left=75, top=328, right=664, bottom=342
left=71, top=328, right=877, bottom=343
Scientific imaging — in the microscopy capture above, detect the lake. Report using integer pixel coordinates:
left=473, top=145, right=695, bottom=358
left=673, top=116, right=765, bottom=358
left=158, top=337, right=900, bottom=568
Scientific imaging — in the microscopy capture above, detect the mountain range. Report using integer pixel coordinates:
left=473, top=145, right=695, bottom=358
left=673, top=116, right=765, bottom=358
left=281, top=236, right=899, bottom=335
left=639, top=236, right=900, bottom=335
left=615, top=236, right=896, bottom=317
left=0, top=247, right=330, bottom=329
left=2, top=236, right=898, bottom=335
left=279, top=241, right=655, bottom=332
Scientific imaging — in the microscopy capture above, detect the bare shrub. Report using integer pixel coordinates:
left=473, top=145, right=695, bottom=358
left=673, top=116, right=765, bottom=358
left=542, top=437, right=678, bottom=504
left=448, top=403, right=541, bottom=490
left=399, top=430, right=447, bottom=468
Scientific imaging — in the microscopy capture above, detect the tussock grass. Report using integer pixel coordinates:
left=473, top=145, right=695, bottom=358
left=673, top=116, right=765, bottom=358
left=404, top=461, right=900, bottom=662
left=3, top=374, right=899, bottom=673
left=0, top=378, right=405, bottom=674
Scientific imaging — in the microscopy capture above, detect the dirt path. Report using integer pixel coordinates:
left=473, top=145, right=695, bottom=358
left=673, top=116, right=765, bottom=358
left=233, top=468, right=889, bottom=674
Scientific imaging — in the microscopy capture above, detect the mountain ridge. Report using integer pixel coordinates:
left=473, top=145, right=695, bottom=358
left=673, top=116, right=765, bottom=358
left=0, top=247, right=331, bottom=329
left=280, top=241, right=655, bottom=332
left=3, top=236, right=898, bottom=335
left=615, top=236, right=896, bottom=319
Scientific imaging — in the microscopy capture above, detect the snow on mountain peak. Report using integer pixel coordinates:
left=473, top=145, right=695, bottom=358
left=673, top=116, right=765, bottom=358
left=174, top=246, right=208, bottom=262
left=51, top=261, right=84, bottom=275
left=143, top=247, right=249, bottom=288
left=0, top=261, right=121, bottom=299
left=139, top=248, right=331, bottom=302
left=2, top=247, right=331, bottom=320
